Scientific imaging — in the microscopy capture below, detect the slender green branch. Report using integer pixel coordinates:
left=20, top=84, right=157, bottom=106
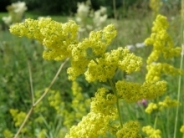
left=109, top=79, right=123, bottom=127
left=153, top=113, right=158, bottom=129
left=14, top=107, right=33, bottom=138
left=14, top=59, right=68, bottom=138
left=34, top=58, right=69, bottom=106
left=27, top=61, right=34, bottom=105
left=113, top=0, right=117, bottom=20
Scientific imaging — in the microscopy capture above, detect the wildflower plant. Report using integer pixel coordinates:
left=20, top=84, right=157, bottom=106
left=75, top=0, right=108, bottom=38
left=2, top=1, right=27, bottom=26
left=9, top=11, right=184, bottom=137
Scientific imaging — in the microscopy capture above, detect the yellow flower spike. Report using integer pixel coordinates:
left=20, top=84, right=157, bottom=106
left=65, top=112, right=113, bottom=138
left=3, top=129, right=13, bottom=138
left=180, top=125, right=184, bottom=133
left=91, top=87, right=117, bottom=115
left=145, top=14, right=181, bottom=64
left=10, top=18, right=79, bottom=61
left=118, top=52, right=143, bottom=74
left=145, top=103, right=158, bottom=114
left=141, top=80, right=167, bottom=100
left=149, top=0, right=163, bottom=15
left=115, top=80, right=143, bottom=102
left=116, top=121, right=141, bottom=138
left=146, top=63, right=162, bottom=81
left=88, top=24, right=117, bottom=56
left=142, top=125, right=161, bottom=138
left=85, top=56, right=118, bottom=82
left=158, top=96, right=180, bottom=108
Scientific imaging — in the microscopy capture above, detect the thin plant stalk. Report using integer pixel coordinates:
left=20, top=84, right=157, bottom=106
left=113, top=0, right=117, bottom=20
left=174, top=0, right=184, bottom=137
left=14, top=59, right=68, bottom=138
left=28, top=61, right=34, bottom=105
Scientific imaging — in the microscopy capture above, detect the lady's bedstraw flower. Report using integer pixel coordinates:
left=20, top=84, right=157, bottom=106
left=9, top=109, right=28, bottom=133
left=142, top=125, right=161, bottom=138
left=10, top=18, right=79, bottom=60
left=48, top=90, right=64, bottom=115
left=145, top=14, right=181, bottom=64
left=90, top=87, right=117, bottom=115
left=145, top=103, right=158, bottom=114
left=180, top=125, right=184, bottom=133
left=71, top=81, right=90, bottom=122
left=116, top=121, right=141, bottom=138
left=65, top=112, right=112, bottom=138
left=85, top=47, right=142, bottom=82
left=65, top=87, right=117, bottom=138
left=116, top=80, right=166, bottom=102
left=149, top=0, right=162, bottom=16
left=158, top=96, right=180, bottom=109
left=3, top=129, right=13, bottom=138
left=68, top=24, right=117, bottom=80
left=145, top=96, right=179, bottom=114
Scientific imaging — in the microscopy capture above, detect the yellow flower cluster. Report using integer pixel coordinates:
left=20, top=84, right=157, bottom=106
left=48, top=90, right=64, bottom=115
left=9, top=109, right=26, bottom=127
left=67, top=24, right=117, bottom=80
left=65, top=112, right=112, bottom=138
left=145, top=15, right=181, bottom=63
left=3, top=129, right=13, bottom=138
left=70, top=81, right=90, bottom=123
left=146, top=63, right=183, bottom=81
left=142, top=125, right=161, bottom=138
left=37, top=129, right=47, bottom=138
left=145, top=96, right=179, bottom=114
left=158, top=96, right=180, bottom=108
left=10, top=18, right=79, bottom=60
left=180, top=125, right=184, bottom=133
left=116, top=80, right=166, bottom=102
left=66, top=87, right=117, bottom=137
left=85, top=47, right=142, bottom=82
left=145, top=103, right=158, bottom=114
left=149, top=0, right=163, bottom=16
left=9, top=109, right=28, bottom=133
left=116, top=121, right=141, bottom=138
left=10, top=19, right=143, bottom=82
left=91, top=87, right=117, bottom=115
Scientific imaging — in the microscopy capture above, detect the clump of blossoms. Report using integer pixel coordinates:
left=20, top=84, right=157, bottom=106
left=75, top=0, right=108, bottom=37
left=2, top=1, right=27, bottom=26
left=142, top=125, right=161, bottom=138
left=9, top=13, right=183, bottom=137
left=142, top=14, right=184, bottom=137
left=145, top=96, right=180, bottom=114
left=149, top=0, right=162, bottom=17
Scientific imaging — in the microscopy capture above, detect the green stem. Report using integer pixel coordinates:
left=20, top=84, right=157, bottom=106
left=109, top=79, right=123, bottom=127
left=174, top=0, right=184, bottom=137
left=153, top=113, right=158, bottom=129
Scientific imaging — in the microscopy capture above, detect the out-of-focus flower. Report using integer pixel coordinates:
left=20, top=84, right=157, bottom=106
left=2, top=1, right=27, bottom=26
left=11, top=1, right=27, bottom=14
left=126, top=45, right=135, bottom=51
left=2, top=16, right=12, bottom=26
left=77, top=2, right=89, bottom=18
left=93, top=6, right=107, bottom=29
left=138, top=99, right=148, bottom=107
left=136, top=42, right=145, bottom=48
